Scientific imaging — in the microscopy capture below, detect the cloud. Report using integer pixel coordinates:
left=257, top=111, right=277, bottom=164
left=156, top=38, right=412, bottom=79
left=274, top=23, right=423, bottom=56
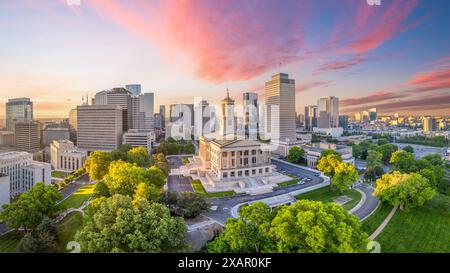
left=340, top=91, right=405, bottom=107
left=296, top=81, right=331, bottom=93
left=318, top=55, right=367, bottom=72
left=405, top=58, right=450, bottom=93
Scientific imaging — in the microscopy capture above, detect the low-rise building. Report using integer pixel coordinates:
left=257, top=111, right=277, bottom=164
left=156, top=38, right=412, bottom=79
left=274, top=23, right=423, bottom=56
left=0, top=131, right=14, bottom=146
left=199, top=136, right=273, bottom=180
left=122, top=130, right=154, bottom=154
left=303, top=142, right=354, bottom=168
left=42, top=127, right=70, bottom=146
left=0, top=151, right=51, bottom=207
left=50, top=140, right=87, bottom=172
left=0, top=173, right=9, bottom=210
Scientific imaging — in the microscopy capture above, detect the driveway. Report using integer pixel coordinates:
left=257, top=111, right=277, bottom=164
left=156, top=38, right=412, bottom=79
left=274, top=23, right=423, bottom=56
left=167, top=157, right=194, bottom=193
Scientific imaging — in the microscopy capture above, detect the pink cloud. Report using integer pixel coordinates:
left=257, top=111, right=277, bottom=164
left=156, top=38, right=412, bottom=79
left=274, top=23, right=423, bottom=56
left=296, top=81, right=331, bottom=93
left=318, top=55, right=367, bottom=72
left=340, top=91, right=405, bottom=107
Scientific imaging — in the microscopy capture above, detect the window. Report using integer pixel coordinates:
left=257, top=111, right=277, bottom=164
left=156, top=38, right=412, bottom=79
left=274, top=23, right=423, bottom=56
left=265, top=167, right=269, bottom=173
left=252, top=169, right=256, bottom=175
left=223, top=172, right=228, bottom=178
left=238, top=171, right=242, bottom=177
left=245, top=170, right=249, bottom=176
left=252, top=157, right=256, bottom=164
left=252, top=150, right=256, bottom=155
left=231, top=171, right=235, bottom=177
left=259, top=168, right=263, bottom=174
left=231, top=151, right=235, bottom=156
left=244, top=158, right=248, bottom=166
left=244, top=151, right=249, bottom=156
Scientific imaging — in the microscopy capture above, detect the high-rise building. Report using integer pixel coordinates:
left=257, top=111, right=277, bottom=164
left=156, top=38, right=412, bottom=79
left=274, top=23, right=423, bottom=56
left=423, top=117, right=437, bottom=132
left=317, top=96, right=339, bottom=128
left=94, top=88, right=132, bottom=131
left=168, top=104, right=194, bottom=140
left=76, top=105, right=123, bottom=151
left=14, top=121, right=41, bottom=153
left=5, top=98, right=33, bottom=131
left=339, top=115, right=349, bottom=130
left=243, top=92, right=258, bottom=139
left=125, top=84, right=142, bottom=96
left=159, top=105, right=166, bottom=131
left=220, top=90, right=236, bottom=137
left=50, top=140, right=87, bottom=172
left=135, top=93, right=154, bottom=131
left=0, top=151, right=51, bottom=206
left=68, top=108, right=77, bottom=144
left=265, top=73, right=296, bottom=142
left=304, top=105, right=318, bottom=131
left=42, top=127, right=70, bottom=146
left=369, top=108, right=377, bottom=122
left=195, top=100, right=215, bottom=137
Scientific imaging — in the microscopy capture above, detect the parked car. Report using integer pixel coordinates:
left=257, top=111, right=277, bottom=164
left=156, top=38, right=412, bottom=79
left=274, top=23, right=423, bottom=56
left=298, top=181, right=306, bottom=185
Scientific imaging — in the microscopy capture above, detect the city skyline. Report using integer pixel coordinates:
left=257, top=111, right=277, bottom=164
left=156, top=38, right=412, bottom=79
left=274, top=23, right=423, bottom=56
left=1, top=0, right=449, bottom=119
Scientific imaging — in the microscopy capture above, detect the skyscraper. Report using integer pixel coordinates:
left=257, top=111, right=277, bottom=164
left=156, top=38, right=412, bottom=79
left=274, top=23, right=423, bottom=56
left=14, top=121, right=41, bottom=153
left=5, top=98, right=33, bottom=131
left=304, top=105, right=318, bottom=131
left=68, top=108, right=77, bottom=144
left=76, top=105, right=123, bottom=151
left=169, top=104, right=194, bottom=140
left=94, top=88, right=132, bottom=131
left=369, top=108, right=377, bottom=122
left=220, top=90, right=236, bottom=137
left=132, top=93, right=154, bottom=131
left=339, top=115, right=349, bottom=130
left=125, top=84, right=142, bottom=96
left=243, top=92, right=258, bottom=139
left=423, top=117, right=437, bottom=132
left=159, top=105, right=166, bottom=131
left=317, top=96, right=339, bottom=128
left=265, top=73, right=296, bottom=142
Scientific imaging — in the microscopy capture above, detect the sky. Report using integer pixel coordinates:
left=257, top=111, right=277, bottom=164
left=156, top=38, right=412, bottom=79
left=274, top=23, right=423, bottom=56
left=0, top=0, right=449, bottom=119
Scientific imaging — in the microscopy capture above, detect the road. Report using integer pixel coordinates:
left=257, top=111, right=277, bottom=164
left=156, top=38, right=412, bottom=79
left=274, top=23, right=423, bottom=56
left=393, top=143, right=446, bottom=159
left=167, top=157, right=194, bottom=192
left=351, top=183, right=380, bottom=220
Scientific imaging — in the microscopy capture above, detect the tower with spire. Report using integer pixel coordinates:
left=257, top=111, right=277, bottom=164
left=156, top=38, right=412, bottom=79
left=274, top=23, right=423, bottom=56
left=220, top=88, right=236, bottom=138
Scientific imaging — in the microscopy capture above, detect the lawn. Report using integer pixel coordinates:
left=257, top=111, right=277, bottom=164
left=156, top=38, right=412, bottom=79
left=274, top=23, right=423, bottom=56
left=56, top=211, right=84, bottom=253
left=52, top=170, right=68, bottom=179
left=361, top=202, right=393, bottom=235
left=276, top=179, right=300, bottom=188
left=58, top=183, right=96, bottom=211
left=375, top=194, right=450, bottom=253
left=295, top=186, right=362, bottom=211
left=0, top=232, right=22, bottom=253
left=191, top=179, right=236, bottom=198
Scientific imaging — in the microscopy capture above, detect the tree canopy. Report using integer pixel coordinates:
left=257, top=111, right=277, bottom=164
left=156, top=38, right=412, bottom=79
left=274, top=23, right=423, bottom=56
left=75, top=195, right=188, bottom=253
left=127, top=146, right=151, bottom=167
left=317, top=154, right=342, bottom=176
left=84, top=151, right=113, bottom=181
left=287, top=146, right=305, bottom=164
left=331, top=162, right=359, bottom=192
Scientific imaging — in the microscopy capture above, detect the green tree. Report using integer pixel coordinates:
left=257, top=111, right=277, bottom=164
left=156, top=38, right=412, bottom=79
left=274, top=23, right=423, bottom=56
left=173, top=192, right=209, bottom=218
left=376, top=143, right=398, bottom=164
left=317, top=154, right=342, bottom=176
left=402, top=145, right=414, bottom=154
left=17, top=217, right=58, bottom=253
left=366, top=149, right=382, bottom=169
left=377, top=138, right=388, bottom=145
left=205, top=202, right=275, bottom=253
left=84, top=151, right=113, bottom=181
left=363, top=166, right=384, bottom=183
left=374, top=172, right=436, bottom=211
left=287, top=146, right=305, bottom=164
left=422, top=154, right=444, bottom=166
left=111, top=144, right=132, bottom=161
left=390, top=150, right=416, bottom=173
left=269, top=200, right=368, bottom=253
left=331, top=163, right=359, bottom=192
left=0, top=182, right=63, bottom=232
left=152, top=153, right=170, bottom=176
left=103, top=161, right=165, bottom=199
left=321, top=150, right=342, bottom=160
left=75, top=195, right=188, bottom=253
left=127, top=146, right=151, bottom=167
left=93, top=180, right=110, bottom=198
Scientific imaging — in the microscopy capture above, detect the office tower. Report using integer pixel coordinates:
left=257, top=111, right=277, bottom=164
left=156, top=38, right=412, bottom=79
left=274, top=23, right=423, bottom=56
left=69, top=108, right=77, bottom=144
left=50, top=140, right=87, bottom=172
left=159, top=105, right=166, bottom=131
left=243, top=92, right=258, bottom=139
left=42, top=127, right=70, bottom=146
left=94, top=88, right=132, bottom=131
left=76, top=105, right=123, bottom=151
left=339, top=115, right=349, bottom=130
left=0, top=131, right=14, bottom=146
left=169, top=104, right=194, bottom=140
left=131, top=93, right=154, bottom=131
left=369, top=108, right=377, bottom=121
left=423, top=117, right=437, bottom=132
left=265, top=73, right=296, bottom=142
left=0, top=151, right=51, bottom=205
left=125, top=84, right=142, bottom=96
left=304, top=105, right=318, bottom=131
left=5, top=98, right=33, bottom=131
left=220, top=90, right=236, bottom=137
left=195, top=100, right=214, bottom=137
left=14, top=121, right=41, bottom=153
left=317, top=96, right=339, bottom=128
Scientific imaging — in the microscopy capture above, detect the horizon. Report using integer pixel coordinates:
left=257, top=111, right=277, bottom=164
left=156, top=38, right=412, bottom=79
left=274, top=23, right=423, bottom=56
left=1, top=0, right=449, bottom=119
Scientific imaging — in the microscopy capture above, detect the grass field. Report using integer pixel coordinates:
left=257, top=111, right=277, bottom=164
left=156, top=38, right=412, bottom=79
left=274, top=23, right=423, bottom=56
left=52, top=170, right=68, bottom=179
left=0, top=232, right=22, bottom=253
left=56, top=212, right=84, bottom=253
left=295, top=186, right=362, bottom=211
left=361, top=202, right=393, bottom=235
left=58, top=183, right=96, bottom=211
left=375, top=194, right=450, bottom=253
left=276, top=179, right=300, bottom=188
left=191, top=179, right=236, bottom=198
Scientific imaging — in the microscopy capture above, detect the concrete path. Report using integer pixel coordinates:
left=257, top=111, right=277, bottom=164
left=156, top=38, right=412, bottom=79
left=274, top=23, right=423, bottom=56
left=369, top=205, right=398, bottom=240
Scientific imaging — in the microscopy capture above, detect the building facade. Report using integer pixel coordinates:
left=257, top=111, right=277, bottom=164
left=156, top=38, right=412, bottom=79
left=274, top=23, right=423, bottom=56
left=0, top=151, right=51, bottom=204
left=42, top=127, right=70, bottom=146
left=304, top=105, right=318, bottom=131
left=303, top=143, right=354, bottom=168
left=68, top=108, right=77, bottom=144
left=423, top=117, right=437, bottom=132
left=76, top=105, right=123, bottom=151
left=5, top=98, right=33, bottom=131
left=317, top=96, right=339, bottom=128
left=243, top=92, right=258, bottom=139
left=122, top=130, right=154, bottom=154
left=199, top=137, right=272, bottom=180
left=125, top=84, right=142, bottom=96
left=14, top=121, right=41, bottom=153
left=50, top=140, right=87, bottom=172
left=0, top=131, right=15, bottom=146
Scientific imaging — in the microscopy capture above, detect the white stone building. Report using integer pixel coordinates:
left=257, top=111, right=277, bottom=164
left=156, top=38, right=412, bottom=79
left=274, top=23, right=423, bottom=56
left=0, top=151, right=51, bottom=207
left=50, top=140, right=87, bottom=172
left=122, top=130, right=154, bottom=154
left=199, top=137, right=273, bottom=180
left=303, top=143, right=355, bottom=168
